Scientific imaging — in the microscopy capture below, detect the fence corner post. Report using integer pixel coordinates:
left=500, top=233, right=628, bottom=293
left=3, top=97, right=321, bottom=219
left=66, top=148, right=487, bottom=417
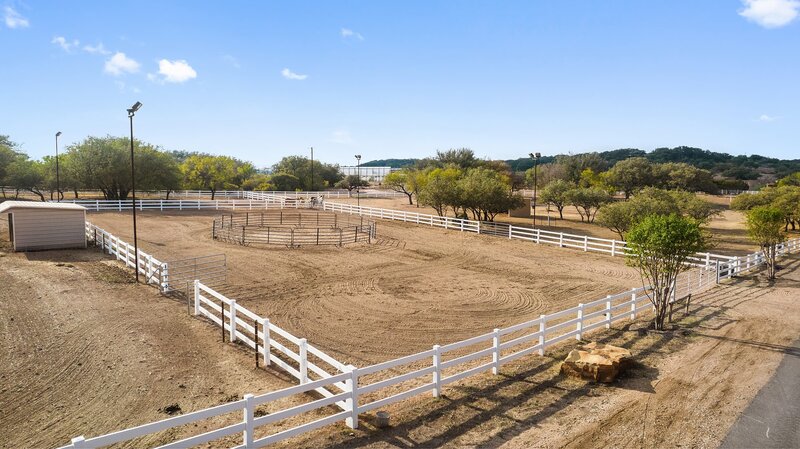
left=299, top=338, right=308, bottom=384
left=538, top=315, right=546, bottom=355
left=262, top=319, right=270, bottom=366
left=576, top=304, right=584, bottom=340
left=70, top=436, right=87, bottom=448
left=243, top=393, right=255, bottom=447
left=193, top=280, right=200, bottom=315
left=492, top=328, right=500, bottom=374
left=230, top=300, right=237, bottom=342
left=345, top=364, right=359, bottom=429
left=432, top=344, right=441, bottom=397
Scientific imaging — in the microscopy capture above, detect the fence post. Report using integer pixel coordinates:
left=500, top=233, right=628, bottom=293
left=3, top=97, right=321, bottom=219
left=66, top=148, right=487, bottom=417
left=299, top=338, right=308, bottom=384
left=229, top=300, right=237, bottom=342
left=535, top=228, right=540, bottom=244
left=345, top=365, right=359, bottom=429
left=263, top=319, right=270, bottom=366
left=492, top=328, right=500, bottom=374
left=71, top=436, right=87, bottom=448
left=611, top=240, right=616, bottom=257
left=716, top=262, right=721, bottom=284
left=243, top=393, right=254, bottom=447
left=559, top=233, right=564, bottom=247
left=432, top=344, right=441, bottom=398
left=576, top=304, right=584, bottom=340
left=605, top=296, right=612, bottom=329
left=193, top=280, right=200, bottom=315
left=538, top=315, right=546, bottom=355
left=146, top=256, right=153, bottom=284
left=583, top=236, right=588, bottom=251
left=630, top=289, right=637, bottom=320
left=161, top=263, right=169, bottom=293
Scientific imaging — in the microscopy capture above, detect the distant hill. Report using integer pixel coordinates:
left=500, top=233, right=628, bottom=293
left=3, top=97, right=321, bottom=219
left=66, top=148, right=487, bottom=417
left=364, top=147, right=800, bottom=183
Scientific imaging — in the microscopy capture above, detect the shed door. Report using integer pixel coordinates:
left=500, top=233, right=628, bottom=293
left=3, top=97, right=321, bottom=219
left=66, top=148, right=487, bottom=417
left=7, top=213, right=13, bottom=245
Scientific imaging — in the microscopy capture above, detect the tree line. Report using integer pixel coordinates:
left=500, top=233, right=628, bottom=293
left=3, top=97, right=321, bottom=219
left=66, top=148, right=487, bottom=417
left=0, top=135, right=345, bottom=200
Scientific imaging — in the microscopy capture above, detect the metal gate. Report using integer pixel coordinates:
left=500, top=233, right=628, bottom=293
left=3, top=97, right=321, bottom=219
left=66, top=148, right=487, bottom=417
left=162, top=254, right=227, bottom=294
left=478, top=221, right=511, bottom=238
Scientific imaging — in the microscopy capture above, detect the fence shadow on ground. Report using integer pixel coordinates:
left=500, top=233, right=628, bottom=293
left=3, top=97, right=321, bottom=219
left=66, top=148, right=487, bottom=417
left=315, top=261, right=797, bottom=449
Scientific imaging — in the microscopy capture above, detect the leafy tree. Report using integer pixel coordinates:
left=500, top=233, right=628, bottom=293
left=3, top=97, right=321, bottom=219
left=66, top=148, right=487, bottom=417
left=181, top=154, right=237, bottom=199
left=383, top=170, right=418, bottom=205
left=626, top=214, right=708, bottom=330
left=777, top=172, right=800, bottom=187
left=6, top=157, right=45, bottom=201
left=565, top=187, right=611, bottom=223
left=418, top=167, right=462, bottom=216
left=745, top=206, right=787, bottom=280
left=554, top=153, right=608, bottom=184
left=457, top=167, right=522, bottom=221
left=66, top=136, right=182, bottom=200
left=335, top=175, right=369, bottom=196
left=271, top=156, right=342, bottom=190
left=525, top=162, right=568, bottom=188
left=436, top=148, right=480, bottom=169
left=597, top=188, right=717, bottom=240
left=654, top=162, right=718, bottom=193
left=538, top=179, right=573, bottom=219
left=268, top=173, right=302, bottom=191
left=605, top=157, right=653, bottom=198
left=240, top=173, right=272, bottom=191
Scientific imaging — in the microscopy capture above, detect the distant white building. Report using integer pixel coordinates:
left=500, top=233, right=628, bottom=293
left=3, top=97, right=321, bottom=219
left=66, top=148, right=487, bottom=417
left=339, top=166, right=395, bottom=183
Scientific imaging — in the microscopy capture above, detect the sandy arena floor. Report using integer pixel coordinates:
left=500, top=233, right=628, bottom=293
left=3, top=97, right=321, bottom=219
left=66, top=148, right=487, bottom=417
left=85, top=210, right=644, bottom=367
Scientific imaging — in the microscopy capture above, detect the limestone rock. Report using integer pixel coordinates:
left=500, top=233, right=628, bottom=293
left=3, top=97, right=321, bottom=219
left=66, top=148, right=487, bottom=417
left=560, top=342, right=632, bottom=383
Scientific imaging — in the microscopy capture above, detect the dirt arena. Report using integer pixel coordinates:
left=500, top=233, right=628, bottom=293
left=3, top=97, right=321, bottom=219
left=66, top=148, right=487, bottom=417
left=86, top=210, right=642, bottom=366
left=2, top=204, right=796, bottom=449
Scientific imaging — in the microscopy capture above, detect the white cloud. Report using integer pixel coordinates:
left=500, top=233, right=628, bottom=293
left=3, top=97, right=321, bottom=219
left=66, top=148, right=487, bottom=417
left=51, top=36, right=80, bottom=52
left=154, top=59, right=197, bottom=83
left=223, top=54, right=241, bottom=69
left=758, top=114, right=779, bottom=121
left=281, top=68, right=308, bottom=80
left=739, top=0, right=800, bottom=28
left=341, top=28, right=364, bottom=40
left=4, top=6, right=29, bottom=29
left=330, top=130, right=354, bottom=144
left=83, top=43, right=110, bottom=55
left=104, top=52, right=140, bottom=76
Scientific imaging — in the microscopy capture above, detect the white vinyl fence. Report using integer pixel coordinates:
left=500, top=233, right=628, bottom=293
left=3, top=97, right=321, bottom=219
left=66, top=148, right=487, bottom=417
left=61, top=259, right=741, bottom=448
left=61, top=198, right=290, bottom=212
left=85, top=222, right=166, bottom=288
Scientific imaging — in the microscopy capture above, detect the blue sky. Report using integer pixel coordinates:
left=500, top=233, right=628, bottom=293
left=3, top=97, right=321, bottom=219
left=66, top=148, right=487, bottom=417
left=1, top=1, right=798, bottom=168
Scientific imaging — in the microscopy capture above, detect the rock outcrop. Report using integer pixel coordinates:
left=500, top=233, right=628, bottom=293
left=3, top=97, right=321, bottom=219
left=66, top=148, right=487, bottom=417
left=560, top=342, right=632, bottom=383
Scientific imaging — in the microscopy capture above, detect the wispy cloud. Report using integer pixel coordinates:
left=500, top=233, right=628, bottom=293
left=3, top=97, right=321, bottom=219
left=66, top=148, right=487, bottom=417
left=83, top=43, right=110, bottom=55
left=739, top=0, right=800, bottom=28
left=223, top=54, right=241, bottom=69
left=4, top=6, right=29, bottom=29
left=758, top=114, right=779, bottom=122
left=281, top=68, right=307, bottom=80
left=51, top=36, right=80, bottom=52
left=341, top=28, right=364, bottom=40
left=330, top=129, right=354, bottom=144
left=104, top=52, right=140, bottom=76
left=151, top=59, right=197, bottom=83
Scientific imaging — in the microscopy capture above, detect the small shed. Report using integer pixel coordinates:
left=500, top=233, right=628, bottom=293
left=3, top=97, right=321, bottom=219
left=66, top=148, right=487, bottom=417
left=0, top=201, right=87, bottom=252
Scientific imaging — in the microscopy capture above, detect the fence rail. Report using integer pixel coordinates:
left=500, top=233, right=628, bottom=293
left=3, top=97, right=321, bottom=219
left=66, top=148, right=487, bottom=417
left=84, top=222, right=166, bottom=288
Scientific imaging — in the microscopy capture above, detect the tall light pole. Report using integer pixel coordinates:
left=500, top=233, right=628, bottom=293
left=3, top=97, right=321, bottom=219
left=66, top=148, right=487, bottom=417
left=355, top=154, right=362, bottom=207
left=310, top=147, right=314, bottom=192
left=55, top=131, right=62, bottom=202
left=530, top=152, right=541, bottom=228
left=127, top=101, right=142, bottom=283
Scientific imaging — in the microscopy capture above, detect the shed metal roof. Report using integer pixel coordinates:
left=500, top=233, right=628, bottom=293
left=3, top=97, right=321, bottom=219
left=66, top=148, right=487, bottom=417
left=0, top=200, right=87, bottom=213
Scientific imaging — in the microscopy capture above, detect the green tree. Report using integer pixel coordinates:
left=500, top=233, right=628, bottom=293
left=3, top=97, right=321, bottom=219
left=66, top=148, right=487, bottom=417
left=181, top=154, right=237, bottom=199
left=436, top=148, right=479, bottom=169
left=565, top=187, right=611, bottom=223
left=383, top=170, right=418, bottom=205
left=777, top=172, right=800, bottom=187
left=745, top=206, right=787, bottom=280
left=554, top=153, right=608, bottom=184
left=626, top=214, right=708, bottom=330
left=538, top=179, right=573, bottom=219
left=335, top=175, right=368, bottom=196
left=271, top=156, right=342, bottom=190
left=6, top=157, right=45, bottom=201
left=418, top=167, right=462, bottom=216
left=0, top=135, right=22, bottom=198
left=66, top=136, right=182, bottom=200
left=268, top=172, right=302, bottom=191
left=654, top=162, right=718, bottom=193
left=605, top=157, right=653, bottom=199
left=456, top=167, right=523, bottom=221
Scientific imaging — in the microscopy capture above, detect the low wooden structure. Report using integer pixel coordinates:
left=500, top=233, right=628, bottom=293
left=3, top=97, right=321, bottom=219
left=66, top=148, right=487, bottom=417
left=0, top=201, right=87, bottom=251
